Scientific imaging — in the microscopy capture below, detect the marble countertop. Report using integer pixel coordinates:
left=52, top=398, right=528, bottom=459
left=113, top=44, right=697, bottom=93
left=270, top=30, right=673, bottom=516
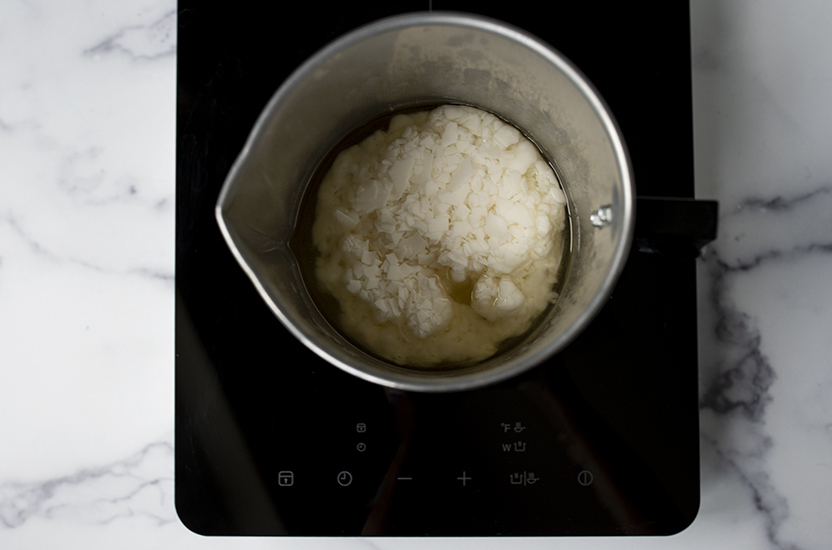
left=2, top=0, right=831, bottom=548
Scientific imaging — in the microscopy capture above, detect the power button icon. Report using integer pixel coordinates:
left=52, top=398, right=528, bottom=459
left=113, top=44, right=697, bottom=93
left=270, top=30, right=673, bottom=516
left=578, top=470, right=593, bottom=486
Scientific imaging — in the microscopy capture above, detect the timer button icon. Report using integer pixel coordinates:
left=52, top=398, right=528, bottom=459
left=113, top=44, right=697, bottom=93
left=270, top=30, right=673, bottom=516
left=337, top=471, right=353, bottom=486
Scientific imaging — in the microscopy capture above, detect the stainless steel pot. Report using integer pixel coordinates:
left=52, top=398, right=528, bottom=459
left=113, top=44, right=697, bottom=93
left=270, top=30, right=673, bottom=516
left=216, top=12, right=635, bottom=392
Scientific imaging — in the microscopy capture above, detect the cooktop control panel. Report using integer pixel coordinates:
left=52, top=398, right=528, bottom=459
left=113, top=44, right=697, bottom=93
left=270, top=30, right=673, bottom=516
left=265, top=390, right=634, bottom=536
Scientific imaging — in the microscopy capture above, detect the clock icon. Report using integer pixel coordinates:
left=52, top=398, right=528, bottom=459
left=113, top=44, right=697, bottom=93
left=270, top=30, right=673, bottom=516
left=337, top=471, right=353, bottom=486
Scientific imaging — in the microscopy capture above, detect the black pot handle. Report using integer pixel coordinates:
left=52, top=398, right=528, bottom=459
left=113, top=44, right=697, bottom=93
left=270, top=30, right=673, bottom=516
left=634, top=197, right=719, bottom=259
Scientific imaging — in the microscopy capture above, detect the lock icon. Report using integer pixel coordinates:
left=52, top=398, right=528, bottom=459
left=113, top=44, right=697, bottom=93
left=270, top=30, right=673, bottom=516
left=356, top=423, right=367, bottom=433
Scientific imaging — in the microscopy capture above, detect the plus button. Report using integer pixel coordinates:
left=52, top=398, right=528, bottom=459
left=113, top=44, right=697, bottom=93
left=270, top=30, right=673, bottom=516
left=457, top=471, right=472, bottom=486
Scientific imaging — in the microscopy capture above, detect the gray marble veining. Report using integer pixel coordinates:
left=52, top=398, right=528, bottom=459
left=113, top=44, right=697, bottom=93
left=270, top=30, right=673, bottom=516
left=1, top=0, right=831, bottom=548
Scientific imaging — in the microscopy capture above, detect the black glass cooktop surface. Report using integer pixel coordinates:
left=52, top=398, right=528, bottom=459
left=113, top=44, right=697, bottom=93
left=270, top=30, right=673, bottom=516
left=175, top=0, right=701, bottom=536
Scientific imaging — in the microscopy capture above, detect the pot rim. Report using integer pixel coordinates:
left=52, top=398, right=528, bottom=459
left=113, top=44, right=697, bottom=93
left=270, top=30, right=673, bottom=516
left=216, top=11, right=635, bottom=392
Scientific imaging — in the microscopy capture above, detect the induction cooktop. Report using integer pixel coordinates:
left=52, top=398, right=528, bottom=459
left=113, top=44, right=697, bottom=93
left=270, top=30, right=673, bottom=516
left=175, top=0, right=704, bottom=536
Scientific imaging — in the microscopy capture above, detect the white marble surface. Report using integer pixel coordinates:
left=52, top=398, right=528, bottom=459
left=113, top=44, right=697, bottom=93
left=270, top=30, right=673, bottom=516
left=2, top=0, right=831, bottom=548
